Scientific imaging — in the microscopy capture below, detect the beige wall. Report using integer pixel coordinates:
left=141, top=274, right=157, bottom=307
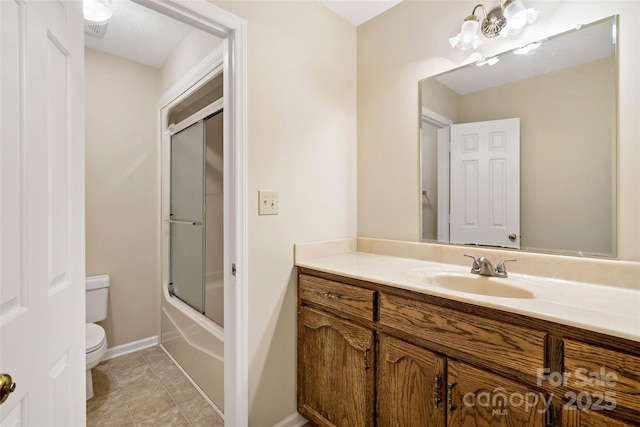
left=160, top=28, right=223, bottom=95
left=421, top=78, right=460, bottom=123
left=85, top=49, right=160, bottom=346
left=358, top=1, right=640, bottom=261
left=212, top=1, right=357, bottom=425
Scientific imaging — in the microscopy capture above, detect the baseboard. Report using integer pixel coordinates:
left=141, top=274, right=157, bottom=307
left=272, top=412, right=308, bottom=427
left=103, top=336, right=158, bottom=360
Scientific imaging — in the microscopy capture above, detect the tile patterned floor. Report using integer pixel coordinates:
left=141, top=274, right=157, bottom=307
left=87, top=346, right=224, bottom=426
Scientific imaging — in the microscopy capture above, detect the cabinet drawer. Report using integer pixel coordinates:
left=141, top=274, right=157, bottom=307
left=299, top=274, right=375, bottom=321
left=379, top=293, right=546, bottom=377
left=564, top=339, right=640, bottom=414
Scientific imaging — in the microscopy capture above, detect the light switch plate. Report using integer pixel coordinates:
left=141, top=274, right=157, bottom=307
left=258, top=191, right=279, bottom=215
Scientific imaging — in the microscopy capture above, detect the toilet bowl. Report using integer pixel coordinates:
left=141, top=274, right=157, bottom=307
left=85, top=275, right=110, bottom=400
left=86, top=323, right=107, bottom=399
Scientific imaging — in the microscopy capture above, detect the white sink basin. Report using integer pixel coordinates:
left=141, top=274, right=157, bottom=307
left=424, top=272, right=536, bottom=299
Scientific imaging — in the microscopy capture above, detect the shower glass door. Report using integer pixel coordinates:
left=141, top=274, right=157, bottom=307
left=169, top=120, right=206, bottom=313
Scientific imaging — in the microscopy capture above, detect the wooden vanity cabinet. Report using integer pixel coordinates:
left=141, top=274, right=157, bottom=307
left=558, top=339, right=640, bottom=427
left=561, top=407, right=638, bottom=427
left=562, top=339, right=640, bottom=416
left=298, top=274, right=376, bottom=427
left=377, top=334, right=446, bottom=426
left=377, top=335, right=550, bottom=427
left=297, top=269, right=640, bottom=427
left=448, top=360, right=550, bottom=427
left=377, top=292, right=546, bottom=379
left=298, top=306, right=374, bottom=427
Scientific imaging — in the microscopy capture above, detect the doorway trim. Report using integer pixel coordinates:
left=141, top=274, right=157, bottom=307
left=421, top=107, right=452, bottom=243
left=136, top=1, right=248, bottom=425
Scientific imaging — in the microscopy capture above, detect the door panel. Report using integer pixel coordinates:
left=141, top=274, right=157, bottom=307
left=170, top=223, right=205, bottom=312
left=1, top=0, right=23, bottom=318
left=378, top=335, right=446, bottom=426
left=171, top=121, right=206, bottom=222
left=298, top=307, right=374, bottom=427
left=169, top=120, right=206, bottom=312
left=562, top=406, right=637, bottom=427
left=448, top=360, right=548, bottom=427
left=1, top=0, right=85, bottom=424
left=450, top=119, right=520, bottom=249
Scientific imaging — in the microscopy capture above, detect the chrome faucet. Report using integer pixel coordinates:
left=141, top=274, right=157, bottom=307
left=464, top=254, right=516, bottom=278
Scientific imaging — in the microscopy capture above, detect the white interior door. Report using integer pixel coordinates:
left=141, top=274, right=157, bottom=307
left=450, top=118, right=520, bottom=249
left=1, top=1, right=85, bottom=425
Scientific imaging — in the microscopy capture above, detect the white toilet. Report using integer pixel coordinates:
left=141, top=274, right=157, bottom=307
left=85, top=274, right=110, bottom=400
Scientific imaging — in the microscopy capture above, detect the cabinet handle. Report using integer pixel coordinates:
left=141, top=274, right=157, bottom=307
left=434, top=376, right=442, bottom=408
left=322, top=292, right=340, bottom=300
left=448, top=382, right=457, bottom=416
left=364, top=348, right=370, bottom=371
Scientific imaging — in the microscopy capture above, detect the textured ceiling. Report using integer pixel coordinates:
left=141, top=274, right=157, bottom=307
left=84, top=0, right=401, bottom=68
left=84, top=0, right=193, bottom=68
left=318, top=0, right=403, bottom=26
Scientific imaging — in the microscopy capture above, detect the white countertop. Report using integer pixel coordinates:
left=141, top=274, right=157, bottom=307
left=296, top=251, right=640, bottom=342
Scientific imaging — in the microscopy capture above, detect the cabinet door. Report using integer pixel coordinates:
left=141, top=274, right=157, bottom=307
left=562, top=406, right=637, bottom=427
left=298, top=306, right=374, bottom=427
left=378, top=335, right=446, bottom=426
left=563, top=339, right=640, bottom=416
left=448, top=360, right=548, bottom=427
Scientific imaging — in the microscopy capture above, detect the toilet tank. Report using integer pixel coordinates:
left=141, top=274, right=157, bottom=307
left=86, top=275, right=110, bottom=323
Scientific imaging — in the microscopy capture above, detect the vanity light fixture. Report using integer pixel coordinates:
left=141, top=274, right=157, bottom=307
left=83, top=0, right=113, bottom=24
left=449, top=0, right=538, bottom=51
left=500, top=0, right=539, bottom=36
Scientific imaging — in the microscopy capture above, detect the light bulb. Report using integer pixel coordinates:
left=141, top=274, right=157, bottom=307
left=501, top=0, right=538, bottom=37
left=449, top=19, right=482, bottom=51
left=83, top=0, right=113, bottom=24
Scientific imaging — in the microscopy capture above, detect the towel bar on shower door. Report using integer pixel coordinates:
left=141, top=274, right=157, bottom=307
left=164, top=219, right=204, bottom=226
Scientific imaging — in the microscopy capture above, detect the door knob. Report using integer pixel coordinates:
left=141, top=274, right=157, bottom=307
left=0, top=373, right=16, bottom=405
left=508, top=233, right=517, bottom=241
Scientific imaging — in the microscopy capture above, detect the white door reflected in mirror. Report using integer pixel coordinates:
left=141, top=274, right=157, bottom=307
left=449, top=118, right=520, bottom=249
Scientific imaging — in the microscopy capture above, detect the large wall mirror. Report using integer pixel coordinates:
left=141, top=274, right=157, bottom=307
left=419, top=16, right=617, bottom=258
